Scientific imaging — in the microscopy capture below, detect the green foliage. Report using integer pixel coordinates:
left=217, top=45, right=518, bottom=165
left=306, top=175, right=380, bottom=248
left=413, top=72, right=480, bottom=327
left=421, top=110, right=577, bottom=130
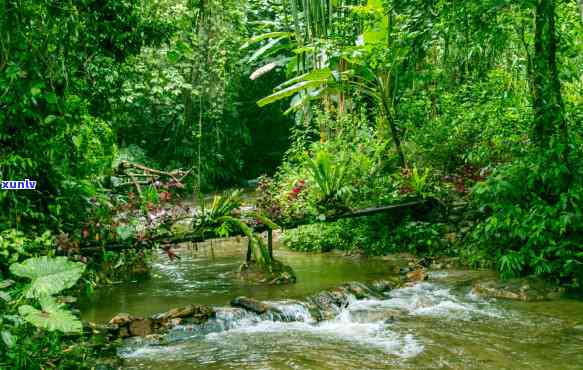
left=0, top=0, right=171, bottom=232
left=112, top=0, right=251, bottom=188
left=471, top=149, right=583, bottom=285
left=404, top=70, right=531, bottom=172
left=0, top=256, right=92, bottom=368
left=6, top=256, right=85, bottom=335
left=10, top=257, right=85, bottom=299
left=282, top=223, right=349, bottom=252
left=260, top=108, right=404, bottom=223
left=381, top=221, right=449, bottom=256
left=283, top=216, right=448, bottom=256
left=18, top=296, right=82, bottom=334
left=194, top=190, right=243, bottom=228
left=306, top=150, right=351, bottom=212
left=0, top=230, right=53, bottom=273
left=409, top=167, right=431, bottom=196
left=218, top=216, right=273, bottom=267
left=0, top=317, right=109, bottom=369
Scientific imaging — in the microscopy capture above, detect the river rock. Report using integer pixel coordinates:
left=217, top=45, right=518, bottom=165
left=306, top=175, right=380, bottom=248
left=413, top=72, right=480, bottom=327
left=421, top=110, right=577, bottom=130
left=269, top=271, right=296, bottom=285
left=307, top=289, right=352, bottom=320
left=405, top=269, right=428, bottom=283
left=430, top=256, right=464, bottom=270
left=83, top=321, right=119, bottom=336
left=155, top=304, right=214, bottom=324
left=472, top=277, right=565, bottom=301
left=370, top=279, right=398, bottom=294
left=231, top=296, right=269, bottom=314
left=118, top=326, right=130, bottom=338
left=109, top=313, right=133, bottom=326
left=339, top=282, right=379, bottom=299
left=237, top=260, right=297, bottom=285
left=349, top=308, right=405, bottom=323
left=161, top=305, right=197, bottom=319
left=128, top=318, right=154, bottom=337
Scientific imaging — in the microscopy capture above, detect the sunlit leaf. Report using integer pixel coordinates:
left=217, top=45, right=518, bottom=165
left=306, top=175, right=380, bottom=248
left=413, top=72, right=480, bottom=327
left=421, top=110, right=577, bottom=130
left=257, top=80, right=327, bottom=107
left=19, top=296, right=82, bottom=333
left=1, top=331, right=15, bottom=348
left=10, top=257, right=85, bottom=298
left=240, top=32, right=291, bottom=49
left=0, top=279, right=14, bottom=289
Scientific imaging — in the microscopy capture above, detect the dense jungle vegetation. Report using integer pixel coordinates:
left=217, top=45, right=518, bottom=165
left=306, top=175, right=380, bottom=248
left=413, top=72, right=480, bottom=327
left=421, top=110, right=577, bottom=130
left=1, top=0, right=582, bottom=368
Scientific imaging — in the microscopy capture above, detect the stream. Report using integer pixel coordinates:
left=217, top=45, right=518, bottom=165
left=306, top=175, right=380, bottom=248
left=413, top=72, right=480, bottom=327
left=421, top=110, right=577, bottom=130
left=80, top=239, right=583, bottom=369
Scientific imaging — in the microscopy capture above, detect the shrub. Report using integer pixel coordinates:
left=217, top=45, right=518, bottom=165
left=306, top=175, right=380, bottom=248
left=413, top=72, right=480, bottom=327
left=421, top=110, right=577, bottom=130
left=471, top=148, right=583, bottom=285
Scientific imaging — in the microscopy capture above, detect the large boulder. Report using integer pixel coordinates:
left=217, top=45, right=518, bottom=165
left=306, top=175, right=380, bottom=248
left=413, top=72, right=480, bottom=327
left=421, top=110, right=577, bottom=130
left=307, top=289, right=352, bottom=320
left=472, top=277, right=564, bottom=301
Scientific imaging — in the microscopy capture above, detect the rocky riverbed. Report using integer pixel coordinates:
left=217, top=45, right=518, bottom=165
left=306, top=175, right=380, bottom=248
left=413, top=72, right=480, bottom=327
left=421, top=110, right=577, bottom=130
left=80, top=240, right=583, bottom=369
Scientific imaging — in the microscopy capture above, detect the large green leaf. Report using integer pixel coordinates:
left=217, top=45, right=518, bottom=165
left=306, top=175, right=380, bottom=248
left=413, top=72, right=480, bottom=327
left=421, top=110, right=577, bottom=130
left=248, top=38, right=289, bottom=63
left=0, top=279, right=14, bottom=289
left=240, top=32, right=291, bottom=49
left=0, top=291, right=11, bottom=302
left=257, top=80, right=327, bottom=107
left=10, top=257, right=85, bottom=298
left=274, top=68, right=333, bottom=90
left=19, top=296, right=82, bottom=333
left=362, top=0, right=388, bottom=49
left=1, top=330, right=15, bottom=348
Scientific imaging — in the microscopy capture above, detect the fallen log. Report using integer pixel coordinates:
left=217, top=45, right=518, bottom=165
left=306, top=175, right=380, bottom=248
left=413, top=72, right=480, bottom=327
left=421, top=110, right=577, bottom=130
left=76, top=198, right=437, bottom=255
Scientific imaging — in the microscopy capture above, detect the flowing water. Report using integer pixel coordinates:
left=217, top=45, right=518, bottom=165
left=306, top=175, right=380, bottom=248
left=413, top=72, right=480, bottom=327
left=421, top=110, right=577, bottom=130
left=80, top=240, right=583, bottom=370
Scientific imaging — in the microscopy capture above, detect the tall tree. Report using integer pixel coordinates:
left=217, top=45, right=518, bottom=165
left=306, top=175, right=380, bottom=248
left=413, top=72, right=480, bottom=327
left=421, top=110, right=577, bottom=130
left=532, top=0, right=566, bottom=147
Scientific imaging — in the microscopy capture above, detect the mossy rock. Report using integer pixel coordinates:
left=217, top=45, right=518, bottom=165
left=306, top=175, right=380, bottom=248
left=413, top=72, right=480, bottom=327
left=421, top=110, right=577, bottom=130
left=237, top=259, right=297, bottom=285
left=472, top=276, right=565, bottom=301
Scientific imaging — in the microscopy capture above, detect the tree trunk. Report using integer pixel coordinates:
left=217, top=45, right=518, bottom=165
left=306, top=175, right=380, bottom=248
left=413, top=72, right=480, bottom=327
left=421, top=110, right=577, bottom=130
left=387, top=114, right=406, bottom=168
left=532, top=0, right=566, bottom=148
left=267, top=229, right=273, bottom=260
left=246, top=238, right=252, bottom=262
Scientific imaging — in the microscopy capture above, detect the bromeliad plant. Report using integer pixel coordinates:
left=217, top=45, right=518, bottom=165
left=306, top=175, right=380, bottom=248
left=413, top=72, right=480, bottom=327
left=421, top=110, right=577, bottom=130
left=306, top=150, right=352, bottom=215
left=193, top=190, right=244, bottom=231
